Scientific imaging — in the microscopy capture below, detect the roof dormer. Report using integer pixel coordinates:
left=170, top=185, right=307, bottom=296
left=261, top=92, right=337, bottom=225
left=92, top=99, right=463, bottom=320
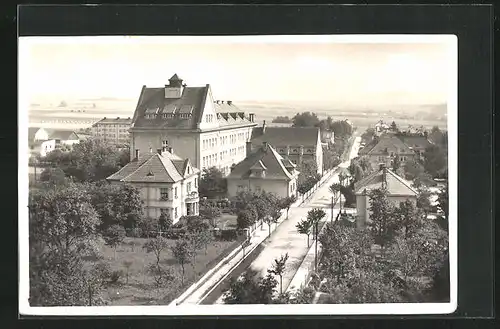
left=165, top=74, right=185, bottom=99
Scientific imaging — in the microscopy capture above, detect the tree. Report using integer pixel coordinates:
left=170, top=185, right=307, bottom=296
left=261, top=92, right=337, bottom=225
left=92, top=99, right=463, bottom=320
left=237, top=209, right=256, bottom=229
left=198, top=167, right=227, bottom=198
left=280, top=195, right=296, bottom=219
left=29, top=184, right=100, bottom=254
left=361, top=128, right=376, bottom=144
left=122, top=260, right=133, bottom=284
left=296, top=218, right=313, bottom=247
left=158, top=212, right=173, bottom=234
left=329, top=183, right=356, bottom=208
left=199, top=201, right=222, bottom=226
left=291, top=111, right=320, bottom=127
left=307, top=208, right=326, bottom=270
left=416, top=188, right=433, bottom=216
left=148, top=262, right=174, bottom=298
left=222, top=270, right=278, bottom=304
left=184, top=215, right=210, bottom=234
left=263, top=207, right=282, bottom=237
left=103, top=224, right=126, bottom=259
left=87, top=183, right=143, bottom=232
left=271, top=116, right=292, bottom=124
left=267, top=253, right=289, bottom=295
left=393, top=199, right=423, bottom=239
left=403, top=160, right=425, bottom=181
left=171, top=239, right=194, bottom=285
left=367, top=188, right=398, bottom=249
left=423, top=145, right=447, bottom=177
left=39, top=167, right=69, bottom=187
left=143, top=236, right=169, bottom=269
left=60, top=138, right=128, bottom=182
left=348, top=162, right=364, bottom=182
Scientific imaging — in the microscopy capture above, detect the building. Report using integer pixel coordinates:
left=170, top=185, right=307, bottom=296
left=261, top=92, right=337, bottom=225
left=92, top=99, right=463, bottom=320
left=226, top=142, right=299, bottom=198
left=91, top=117, right=132, bottom=145
left=396, top=134, right=433, bottom=160
left=358, top=134, right=416, bottom=169
left=354, top=164, right=418, bottom=228
left=35, top=130, right=83, bottom=157
left=249, top=122, right=323, bottom=175
left=129, top=74, right=258, bottom=176
left=320, top=129, right=335, bottom=145
left=106, top=147, right=200, bottom=224
left=374, top=120, right=390, bottom=135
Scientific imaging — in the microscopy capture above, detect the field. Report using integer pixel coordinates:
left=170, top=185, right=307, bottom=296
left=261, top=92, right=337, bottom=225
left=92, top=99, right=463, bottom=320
left=96, top=236, right=237, bottom=305
left=27, top=98, right=448, bottom=131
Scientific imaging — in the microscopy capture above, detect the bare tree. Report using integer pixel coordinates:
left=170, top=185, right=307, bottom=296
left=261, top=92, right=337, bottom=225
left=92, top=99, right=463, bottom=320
left=267, top=253, right=289, bottom=295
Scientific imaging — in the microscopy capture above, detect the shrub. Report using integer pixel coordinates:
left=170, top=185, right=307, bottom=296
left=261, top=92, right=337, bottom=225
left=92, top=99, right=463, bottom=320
left=219, top=229, right=239, bottom=241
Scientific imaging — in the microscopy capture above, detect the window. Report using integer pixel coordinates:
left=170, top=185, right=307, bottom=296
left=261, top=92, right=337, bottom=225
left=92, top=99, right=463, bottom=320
left=194, top=178, right=198, bottom=188
left=255, top=186, right=262, bottom=193
left=162, top=140, right=168, bottom=148
left=187, top=182, right=192, bottom=192
left=401, top=156, right=407, bottom=162
left=174, top=187, right=178, bottom=199
left=160, top=208, right=168, bottom=215
left=175, top=207, right=178, bottom=218
left=160, top=188, right=169, bottom=200
left=237, top=185, right=244, bottom=193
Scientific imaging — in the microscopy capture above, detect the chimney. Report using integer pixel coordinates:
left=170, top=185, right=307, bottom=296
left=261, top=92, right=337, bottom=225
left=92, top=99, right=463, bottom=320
left=221, top=100, right=225, bottom=104
left=216, top=100, right=220, bottom=104
left=135, top=149, right=140, bottom=160
left=227, top=100, right=232, bottom=105
left=262, top=141, right=268, bottom=152
left=116, top=117, right=120, bottom=119
left=246, top=141, right=252, bottom=157
left=248, top=113, right=255, bottom=122
left=262, top=120, right=266, bottom=133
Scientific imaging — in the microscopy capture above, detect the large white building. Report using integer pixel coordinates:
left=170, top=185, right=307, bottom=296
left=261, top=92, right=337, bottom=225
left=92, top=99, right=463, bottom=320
left=129, top=74, right=258, bottom=176
left=91, top=117, right=132, bottom=145
left=107, top=148, right=200, bottom=224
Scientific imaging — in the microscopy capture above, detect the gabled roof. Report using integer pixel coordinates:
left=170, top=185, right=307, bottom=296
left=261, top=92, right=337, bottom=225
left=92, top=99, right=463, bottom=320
left=251, top=127, right=320, bottom=148
left=365, top=135, right=414, bottom=155
left=49, top=130, right=79, bottom=141
left=227, top=144, right=297, bottom=180
left=396, top=135, right=433, bottom=149
left=354, top=167, right=418, bottom=196
left=107, top=152, right=199, bottom=183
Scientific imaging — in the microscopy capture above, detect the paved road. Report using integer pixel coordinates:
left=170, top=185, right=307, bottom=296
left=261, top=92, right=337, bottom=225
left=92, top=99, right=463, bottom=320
left=211, top=136, right=362, bottom=304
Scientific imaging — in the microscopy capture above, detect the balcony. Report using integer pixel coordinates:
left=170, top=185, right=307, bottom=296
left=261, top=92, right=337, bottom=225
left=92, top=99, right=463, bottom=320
left=185, top=191, right=199, bottom=202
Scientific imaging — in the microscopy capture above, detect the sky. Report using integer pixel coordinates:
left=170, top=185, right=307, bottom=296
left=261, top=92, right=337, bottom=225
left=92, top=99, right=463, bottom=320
left=19, top=35, right=456, bottom=107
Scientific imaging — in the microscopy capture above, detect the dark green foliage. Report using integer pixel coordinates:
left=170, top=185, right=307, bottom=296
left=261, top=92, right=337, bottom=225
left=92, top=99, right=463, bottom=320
left=291, top=112, right=320, bottom=127
left=198, top=167, right=227, bottom=198
left=423, top=144, right=447, bottom=177
left=271, top=116, right=292, bottom=124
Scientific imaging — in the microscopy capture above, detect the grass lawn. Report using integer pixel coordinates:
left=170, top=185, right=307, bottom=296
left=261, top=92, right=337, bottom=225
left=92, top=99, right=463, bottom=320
left=98, top=237, right=237, bottom=305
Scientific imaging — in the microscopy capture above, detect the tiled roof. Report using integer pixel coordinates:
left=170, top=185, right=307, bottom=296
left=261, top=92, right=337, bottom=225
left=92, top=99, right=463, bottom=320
left=49, top=130, right=79, bottom=141
left=397, top=135, right=433, bottom=149
left=107, top=152, right=199, bottom=183
left=250, top=127, right=320, bottom=148
left=354, top=167, right=418, bottom=196
left=227, top=144, right=296, bottom=180
left=131, top=85, right=208, bottom=130
left=365, top=135, right=414, bottom=155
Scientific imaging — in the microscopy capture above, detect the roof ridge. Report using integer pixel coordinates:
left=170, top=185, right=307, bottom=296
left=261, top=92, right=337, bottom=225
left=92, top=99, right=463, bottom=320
left=155, top=154, right=178, bottom=182
left=268, top=144, right=293, bottom=179
left=121, top=154, right=156, bottom=180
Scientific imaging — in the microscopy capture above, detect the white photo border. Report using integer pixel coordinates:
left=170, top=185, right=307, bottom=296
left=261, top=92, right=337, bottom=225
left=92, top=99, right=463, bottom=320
left=18, top=34, right=458, bottom=316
